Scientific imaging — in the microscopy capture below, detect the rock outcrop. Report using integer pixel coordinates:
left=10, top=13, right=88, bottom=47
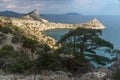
left=80, top=60, right=120, bottom=80
left=22, top=9, right=41, bottom=20
left=0, top=71, right=74, bottom=80
left=80, top=67, right=112, bottom=80
left=22, top=9, right=48, bottom=22
left=80, top=18, right=105, bottom=29
left=0, top=68, right=114, bottom=80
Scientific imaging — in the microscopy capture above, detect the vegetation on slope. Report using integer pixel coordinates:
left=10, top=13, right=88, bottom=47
left=0, top=21, right=89, bottom=74
left=0, top=19, right=119, bottom=77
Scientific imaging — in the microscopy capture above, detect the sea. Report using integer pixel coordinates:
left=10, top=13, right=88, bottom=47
left=42, top=15, right=120, bottom=67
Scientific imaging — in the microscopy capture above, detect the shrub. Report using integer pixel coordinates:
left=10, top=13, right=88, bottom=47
left=11, top=35, right=23, bottom=43
left=1, top=45, right=14, bottom=52
left=0, top=45, right=32, bottom=74
left=35, top=53, right=62, bottom=72
left=1, top=26, right=12, bottom=34
left=60, top=57, right=93, bottom=74
left=0, top=33, right=6, bottom=44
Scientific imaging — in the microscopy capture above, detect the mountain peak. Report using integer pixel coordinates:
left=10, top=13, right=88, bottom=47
left=91, top=18, right=99, bottom=22
left=89, top=18, right=105, bottom=29
left=81, top=18, right=105, bottom=29
left=65, top=12, right=82, bottom=15
left=28, top=9, right=39, bottom=16
left=22, top=9, right=41, bottom=21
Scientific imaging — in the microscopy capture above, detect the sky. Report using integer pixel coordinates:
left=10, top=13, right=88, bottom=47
left=0, top=0, right=120, bottom=15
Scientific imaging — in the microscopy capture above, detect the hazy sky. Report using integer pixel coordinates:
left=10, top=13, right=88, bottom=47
left=0, top=0, right=120, bottom=15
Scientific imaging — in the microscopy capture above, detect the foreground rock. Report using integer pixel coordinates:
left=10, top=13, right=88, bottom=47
left=2, top=62, right=120, bottom=80
left=80, top=67, right=112, bottom=80
left=80, top=59, right=120, bottom=80
left=0, top=68, right=113, bottom=80
left=0, top=71, right=75, bottom=80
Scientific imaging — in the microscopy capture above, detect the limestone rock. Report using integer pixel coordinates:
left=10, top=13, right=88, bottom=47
left=22, top=9, right=48, bottom=22
left=81, top=18, right=105, bottom=29
left=80, top=67, right=112, bottom=80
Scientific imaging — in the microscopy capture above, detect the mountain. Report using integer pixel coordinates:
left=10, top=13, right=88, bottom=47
left=0, top=10, right=94, bottom=24
left=22, top=9, right=48, bottom=22
left=22, top=9, right=41, bottom=20
left=0, top=11, right=24, bottom=17
left=64, top=12, right=83, bottom=15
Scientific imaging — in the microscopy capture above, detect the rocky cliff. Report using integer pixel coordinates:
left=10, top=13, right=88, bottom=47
left=22, top=9, right=48, bottom=22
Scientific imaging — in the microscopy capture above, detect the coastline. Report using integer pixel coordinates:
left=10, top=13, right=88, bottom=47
left=0, top=16, right=105, bottom=48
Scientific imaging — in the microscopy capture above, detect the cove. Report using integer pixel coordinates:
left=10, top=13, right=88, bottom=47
left=43, top=29, right=70, bottom=40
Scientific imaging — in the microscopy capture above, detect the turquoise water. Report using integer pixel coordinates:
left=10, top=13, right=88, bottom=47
left=43, top=29, right=69, bottom=40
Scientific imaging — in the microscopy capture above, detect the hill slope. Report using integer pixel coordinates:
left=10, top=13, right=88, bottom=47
left=0, top=11, right=24, bottom=17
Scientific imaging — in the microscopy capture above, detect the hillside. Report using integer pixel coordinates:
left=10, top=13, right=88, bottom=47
left=0, top=11, right=24, bottom=17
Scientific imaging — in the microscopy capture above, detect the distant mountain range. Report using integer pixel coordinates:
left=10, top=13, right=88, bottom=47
left=0, top=11, right=24, bottom=17
left=0, top=10, right=94, bottom=24
left=0, top=10, right=83, bottom=17
left=64, top=12, right=83, bottom=15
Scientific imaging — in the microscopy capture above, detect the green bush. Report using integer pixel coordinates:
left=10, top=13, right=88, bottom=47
left=60, top=57, right=92, bottom=74
left=0, top=33, right=6, bottom=44
left=1, top=45, right=14, bottom=52
left=1, top=26, right=12, bottom=34
left=0, top=45, right=32, bottom=74
left=11, top=35, right=23, bottom=43
left=35, top=53, right=62, bottom=72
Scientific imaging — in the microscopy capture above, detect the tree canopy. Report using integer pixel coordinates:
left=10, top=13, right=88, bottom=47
left=57, top=28, right=114, bottom=65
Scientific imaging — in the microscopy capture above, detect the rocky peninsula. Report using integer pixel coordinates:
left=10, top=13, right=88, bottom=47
left=0, top=10, right=105, bottom=48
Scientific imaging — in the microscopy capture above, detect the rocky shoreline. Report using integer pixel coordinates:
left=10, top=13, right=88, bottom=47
left=0, top=16, right=105, bottom=31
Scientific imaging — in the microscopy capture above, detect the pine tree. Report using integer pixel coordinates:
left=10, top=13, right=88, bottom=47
left=58, top=28, right=113, bottom=65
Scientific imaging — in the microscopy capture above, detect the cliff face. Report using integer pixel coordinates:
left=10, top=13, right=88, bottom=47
left=22, top=9, right=48, bottom=22
left=22, top=9, right=41, bottom=20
